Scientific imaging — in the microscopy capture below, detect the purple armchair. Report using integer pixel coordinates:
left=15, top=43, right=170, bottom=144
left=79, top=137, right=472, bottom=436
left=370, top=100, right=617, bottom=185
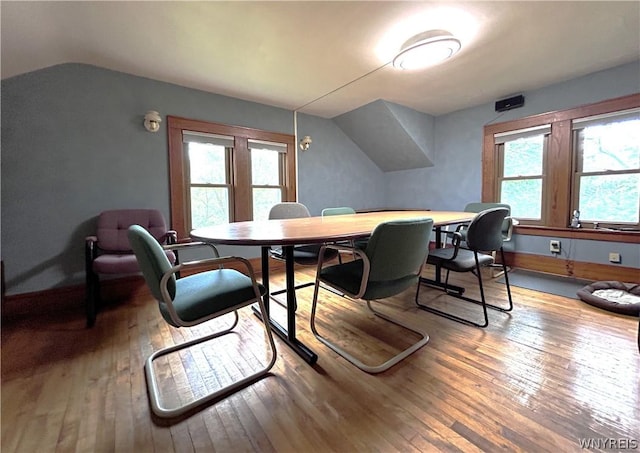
left=85, top=209, right=177, bottom=327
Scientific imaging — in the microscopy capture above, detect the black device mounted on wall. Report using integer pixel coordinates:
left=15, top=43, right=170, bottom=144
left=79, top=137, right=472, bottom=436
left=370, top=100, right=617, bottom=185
left=495, top=95, right=525, bottom=112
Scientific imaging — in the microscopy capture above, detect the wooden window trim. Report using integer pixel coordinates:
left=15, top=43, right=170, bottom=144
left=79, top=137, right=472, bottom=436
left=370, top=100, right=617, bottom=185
left=168, top=116, right=296, bottom=240
left=483, top=93, right=640, bottom=241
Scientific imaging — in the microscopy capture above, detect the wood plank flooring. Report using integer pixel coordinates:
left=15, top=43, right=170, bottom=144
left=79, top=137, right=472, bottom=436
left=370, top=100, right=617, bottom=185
left=2, top=266, right=639, bottom=452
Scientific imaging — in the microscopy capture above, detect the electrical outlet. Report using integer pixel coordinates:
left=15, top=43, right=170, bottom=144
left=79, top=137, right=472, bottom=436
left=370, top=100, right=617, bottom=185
left=550, top=240, right=561, bottom=253
left=609, top=252, right=621, bottom=263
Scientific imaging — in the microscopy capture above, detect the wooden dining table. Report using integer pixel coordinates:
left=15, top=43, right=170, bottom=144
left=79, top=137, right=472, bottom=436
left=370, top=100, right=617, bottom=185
left=191, top=210, right=475, bottom=364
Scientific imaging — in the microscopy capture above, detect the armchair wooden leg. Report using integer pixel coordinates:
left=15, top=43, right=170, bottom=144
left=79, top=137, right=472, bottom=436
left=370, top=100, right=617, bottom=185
left=86, top=272, right=99, bottom=328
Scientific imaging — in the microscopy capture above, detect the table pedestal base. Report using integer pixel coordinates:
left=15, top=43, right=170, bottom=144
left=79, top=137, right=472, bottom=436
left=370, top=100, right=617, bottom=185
left=252, top=307, right=318, bottom=364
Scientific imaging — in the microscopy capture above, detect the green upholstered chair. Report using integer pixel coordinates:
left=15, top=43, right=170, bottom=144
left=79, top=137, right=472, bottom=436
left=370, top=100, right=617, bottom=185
left=417, top=207, right=513, bottom=328
left=310, top=218, right=434, bottom=373
left=267, top=202, right=339, bottom=307
left=127, top=225, right=276, bottom=419
left=321, top=206, right=356, bottom=216
left=321, top=207, right=369, bottom=256
left=269, top=202, right=338, bottom=265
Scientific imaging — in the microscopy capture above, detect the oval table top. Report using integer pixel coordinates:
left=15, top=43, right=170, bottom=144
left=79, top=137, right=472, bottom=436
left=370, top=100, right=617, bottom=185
left=190, top=210, right=475, bottom=246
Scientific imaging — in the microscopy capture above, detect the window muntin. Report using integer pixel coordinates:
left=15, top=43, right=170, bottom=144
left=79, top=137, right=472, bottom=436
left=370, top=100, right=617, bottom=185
left=573, top=112, right=640, bottom=226
left=496, top=130, right=548, bottom=223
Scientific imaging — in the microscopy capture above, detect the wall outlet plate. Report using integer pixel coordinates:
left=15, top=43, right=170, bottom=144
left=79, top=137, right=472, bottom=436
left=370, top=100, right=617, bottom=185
left=608, top=252, right=621, bottom=263
left=550, top=240, right=561, bottom=253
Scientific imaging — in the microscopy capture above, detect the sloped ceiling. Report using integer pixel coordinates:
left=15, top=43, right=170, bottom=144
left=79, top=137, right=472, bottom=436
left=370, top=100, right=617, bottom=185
left=333, top=100, right=434, bottom=172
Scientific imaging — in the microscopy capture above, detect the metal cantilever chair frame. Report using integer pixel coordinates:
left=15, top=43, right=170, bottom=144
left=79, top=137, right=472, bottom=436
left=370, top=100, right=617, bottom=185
left=416, top=207, right=514, bottom=328
left=128, top=226, right=276, bottom=419
left=310, top=218, right=433, bottom=374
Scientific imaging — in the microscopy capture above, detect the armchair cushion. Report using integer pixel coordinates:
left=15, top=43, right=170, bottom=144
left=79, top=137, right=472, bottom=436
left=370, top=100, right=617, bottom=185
left=92, top=253, right=145, bottom=274
left=97, top=209, right=170, bottom=251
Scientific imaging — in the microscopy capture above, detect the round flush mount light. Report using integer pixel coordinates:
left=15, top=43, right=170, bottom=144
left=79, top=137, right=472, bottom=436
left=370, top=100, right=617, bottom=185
left=392, top=29, right=461, bottom=70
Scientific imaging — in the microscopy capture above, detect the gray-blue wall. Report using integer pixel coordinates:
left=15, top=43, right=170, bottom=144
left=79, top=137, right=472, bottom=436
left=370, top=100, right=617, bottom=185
left=296, top=112, right=385, bottom=215
left=2, top=61, right=639, bottom=296
left=384, top=61, right=640, bottom=268
left=0, top=63, right=382, bottom=296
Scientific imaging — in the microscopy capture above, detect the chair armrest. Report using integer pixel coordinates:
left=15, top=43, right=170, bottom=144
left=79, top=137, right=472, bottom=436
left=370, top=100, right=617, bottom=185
left=503, top=217, right=518, bottom=242
left=316, top=243, right=371, bottom=299
left=85, top=236, right=98, bottom=269
left=443, top=232, right=463, bottom=260
left=166, top=230, right=178, bottom=245
left=321, top=243, right=365, bottom=255
left=162, top=240, right=220, bottom=258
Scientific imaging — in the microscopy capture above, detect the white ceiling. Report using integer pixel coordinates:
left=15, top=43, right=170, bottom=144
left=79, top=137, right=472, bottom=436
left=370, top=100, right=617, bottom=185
left=2, top=1, right=639, bottom=118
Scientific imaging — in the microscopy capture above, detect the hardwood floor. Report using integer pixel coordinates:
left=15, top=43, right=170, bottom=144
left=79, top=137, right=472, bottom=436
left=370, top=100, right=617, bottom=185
left=2, top=267, right=639, bottom=452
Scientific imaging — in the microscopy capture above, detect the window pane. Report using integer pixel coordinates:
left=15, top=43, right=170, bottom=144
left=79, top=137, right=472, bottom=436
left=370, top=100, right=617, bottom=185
left=580, top=119, right=640, bottom=172
left=190, top=187, right=229, bottom=228
left=503, top=135, right=544, bottom=177
left=251, top=148, right=280, bottom=185
left=188, top=142, right=227, bottom=184
left=253, top=188, right=281, bottom=221
left=578, top=174, right=640, bottom=223
left=501, top=179, right=542, bottom=219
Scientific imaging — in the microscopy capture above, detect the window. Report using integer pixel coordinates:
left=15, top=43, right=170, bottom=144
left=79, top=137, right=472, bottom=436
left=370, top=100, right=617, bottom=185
left=168, top=116, right=296, bottom=239
left=495, top=126, right=550, bottom=223
left=572, top=110, right=640, bottom=227
left=184, top=132, right=234, bottom=229
left=483, top=93, right=640, bottom=233
left=249, top=139, right=287, bottom=221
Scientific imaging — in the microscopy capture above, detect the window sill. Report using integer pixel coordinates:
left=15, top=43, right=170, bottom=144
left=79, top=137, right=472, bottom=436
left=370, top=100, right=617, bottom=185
left=513, top=225, right=639, bottom=243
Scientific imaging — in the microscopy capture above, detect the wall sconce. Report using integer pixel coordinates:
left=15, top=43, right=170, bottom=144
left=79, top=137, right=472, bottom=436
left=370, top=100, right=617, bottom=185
left=143, top=110, right=162, bottom=132
left=299, top=135, right=312, bottom=151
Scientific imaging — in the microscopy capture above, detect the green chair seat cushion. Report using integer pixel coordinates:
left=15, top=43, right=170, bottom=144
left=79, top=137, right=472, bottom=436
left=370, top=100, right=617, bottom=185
left=161, top=268, right=266, bottom=326
left=320, top=260, right=419, bottom=300
left=427, top=248, right=493, bottom=273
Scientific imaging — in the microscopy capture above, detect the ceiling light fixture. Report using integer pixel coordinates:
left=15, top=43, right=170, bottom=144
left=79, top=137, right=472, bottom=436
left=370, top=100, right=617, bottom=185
left=392, top=29, right=461, bottom=70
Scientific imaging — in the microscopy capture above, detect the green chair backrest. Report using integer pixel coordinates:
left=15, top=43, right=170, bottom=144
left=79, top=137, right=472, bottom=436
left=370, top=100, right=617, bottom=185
left=322, top=207, right=356, bottom=216
left=465, top=208, right=509, bottom=252
left=269, top=202, right=310, bottom=220
left=364, top=218, right=434, bottom=282
left=127, top=225, right=177, bottom=302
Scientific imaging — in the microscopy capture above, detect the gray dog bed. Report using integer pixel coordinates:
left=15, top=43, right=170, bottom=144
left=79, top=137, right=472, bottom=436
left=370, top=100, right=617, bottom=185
left=577, top=281, right=640, bottom=316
